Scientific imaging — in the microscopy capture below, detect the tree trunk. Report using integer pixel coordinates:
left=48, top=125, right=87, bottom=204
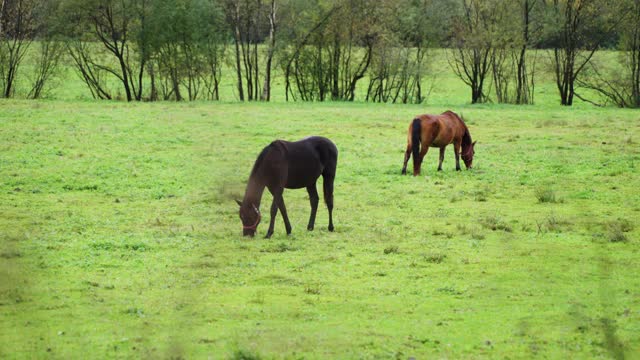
left=261, top=0, right=276, bottom=101
left=148, top=61, right=157, bottom=101
left=331, top=35, right=340, bottom=100
left=116, top=51, right=133, bottom=101
left=232, top=2, right=244, bottom=101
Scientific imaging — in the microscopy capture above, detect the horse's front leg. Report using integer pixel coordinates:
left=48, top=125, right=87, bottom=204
left=265, top=198, right=278, bottom=238
left=276, top=192, right=292, bottom=235
left=454, top=141, right=462, bottom=171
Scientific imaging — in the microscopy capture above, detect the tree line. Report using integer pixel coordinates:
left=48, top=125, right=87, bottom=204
left=1, top=0, right=639, bottom=107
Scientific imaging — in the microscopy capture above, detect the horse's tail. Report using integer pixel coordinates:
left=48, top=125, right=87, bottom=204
left=411, top=118, right=421, bottom=174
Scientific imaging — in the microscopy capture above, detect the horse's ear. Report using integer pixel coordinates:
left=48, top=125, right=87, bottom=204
left=235, top=199, right=242, bottom=207
left=472, top=141, right=477, bottom=146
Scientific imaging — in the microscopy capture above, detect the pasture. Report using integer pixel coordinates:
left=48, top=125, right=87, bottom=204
left=0, top=98, right=638, bottom=358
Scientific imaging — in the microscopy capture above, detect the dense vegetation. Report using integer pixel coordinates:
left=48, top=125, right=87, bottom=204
left=2, top=0, right=640, bottom=106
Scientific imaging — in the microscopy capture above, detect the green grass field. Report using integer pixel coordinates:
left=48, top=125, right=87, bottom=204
left=1, top=98, right=638, bottom=358
left=1, top=47, right=640, bottom=358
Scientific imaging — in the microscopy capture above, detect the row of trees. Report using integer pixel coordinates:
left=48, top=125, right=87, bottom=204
left=1, top=0, right=639, bottom=107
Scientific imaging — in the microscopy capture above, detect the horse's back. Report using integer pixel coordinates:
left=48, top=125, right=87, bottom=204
left=282, top=136, right=337, bottom=188
left=415, top=111, right=465, bottom=147
left=306, top=136, right=338, bottom=162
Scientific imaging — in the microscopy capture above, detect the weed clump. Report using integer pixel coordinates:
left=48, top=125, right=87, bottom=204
left=536, top=213, right=572, bottom=233
left=457, top=224, right=486, bottom=240
left=383, top=246, right=400, bottom=255
left=606, top=219, right=633, bottom=243
left=261, top=242, right=296, bottom=253
left=437, top=286, right=464, bottom=295
left=535, top=186, right=558, bottom=203
left=304, top=283, right=322, bottom=295
left=480, top=215, right=513, bottom=232
left=608, top=229, right=627, bottom=243
left=231, top=349, right=263, bottom=360
left=473, top=187, right=491, bottom=202
left=423, top=253, right=446, bottom=264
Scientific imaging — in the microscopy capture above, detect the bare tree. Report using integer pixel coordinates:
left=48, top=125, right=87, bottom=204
left=365, top=0, right=450, bottom=104
left=228, top=0, right=245, bottom=100
left=28, top=40, right=64, bottom=99
left=142, top=0, right=226, bottom=102
left=66, top=40, right=112, bottom=99
left=283, top=0, right=376, bottom=102
left=89, top=0, right=146, bottom=101
left=492, top=0, right=540, bottom=104
left=0, top=0, right=37, bottom=98
left=514, top=0, right=539, bottom=104
left=282, top=0, right=380, bottom=101
left=225, top=0, right=264, bottom=101
left=25, top=0, right=65, bottom=99
left=544, top=0, right=616, bottom=106
left=202, top=34, right=226, bottom=101
left=366, top=43, right=428, bottom=104
left=448, top=0, right=497, bottom=104
left=578, top=0, right=640, bottom=107
left=59, top=0, right=149, bottom=101
left=280, top=3, right=338, bottom=101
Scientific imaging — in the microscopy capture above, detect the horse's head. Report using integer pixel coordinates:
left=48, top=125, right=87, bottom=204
left=236, top=200, right=261, bottom=237
left=461, top=141, right=476, bottom=169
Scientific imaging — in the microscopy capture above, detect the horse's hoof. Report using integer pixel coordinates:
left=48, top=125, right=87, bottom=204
left=307, top=226, right=314, bottom=231
left=328, top=225, right=334, bottom=232
left=265, top=233, right=273, bottom=239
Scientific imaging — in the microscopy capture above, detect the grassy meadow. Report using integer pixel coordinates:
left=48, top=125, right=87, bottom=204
left=1, top=50, right=640, bottom=359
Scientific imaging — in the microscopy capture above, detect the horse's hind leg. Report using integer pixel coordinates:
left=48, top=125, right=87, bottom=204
left=401, top=143, right=411, bottom=175
left=322, top=171, right=335, bottom=232
left=306, top=184, right=319, bottom=231
left=415, top=146, right=429, bottom=176
left=438, top=147, right=446, bottom=171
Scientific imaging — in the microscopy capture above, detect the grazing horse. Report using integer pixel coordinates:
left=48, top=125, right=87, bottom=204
left=401, top=111, right=476, bottom=176
left=236, top=136, right=338, bottom=238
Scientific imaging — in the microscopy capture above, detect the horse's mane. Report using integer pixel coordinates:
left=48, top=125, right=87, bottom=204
left=250, top=145, right=271, bottom=178
left=448, top=111, right=473, bottom=147
left=249, top=141, right=287, bottom=178
left=462, top=127, right=472, bottom=147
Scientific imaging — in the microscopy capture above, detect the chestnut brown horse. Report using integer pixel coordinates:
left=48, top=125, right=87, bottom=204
left=237, top=136, right=338, bottom=238
left=401, top=111, right=476, bottom=176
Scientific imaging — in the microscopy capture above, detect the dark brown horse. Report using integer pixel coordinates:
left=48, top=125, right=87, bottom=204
left=236, top=136, right=338, bottom=238
left=401, top=110, right=476, bottom=176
